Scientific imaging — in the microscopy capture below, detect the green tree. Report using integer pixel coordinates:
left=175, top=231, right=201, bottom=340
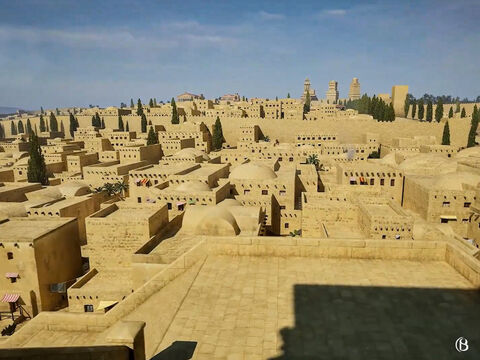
left=49, top=112, right=58, bottom=132
left=95, top=112, right=101, bottom=127
left=411, top=101, right=417, bottom=119
left=303, top=91, right=311, bottom=115
left=0, top=124, right=4, bottom=139
left=442, top=121, right=450, bottom=145
left=91, top=115, right=96, bottom=127
left=426, top=101, right=433, bottom=122
left=141, top=113, right=147, bottom=133
left=153, top=98, right=157, bottom=107
left=101, top=117, right=105, bottom=129
left=448, top=106, right=453, bottom=118
left=27, top=133, right=48, bottom=185
left=461, top=107, right=466, bottom=118
left=418, top=99, right=425, bottom=120
left=125, top=121, right=129, bottom=131
left=40, top=106, right=44, bottom=114
left=455, top=100, right=461, bottom=113
left=118, top=114, right=124, bottom=131
left=404, top=96, right=410, bottom=117
left=287, top=93, right=290, bottom=98
left=467, top=121, right=477, bottom=147
left=472, top=105, right=478, bottom=124
left=17, top=120, right=24, bottom=133
left=275, top=96, right=278, bottom=101
left=171, top=98, right=179, bottom=124
left=69, top=112, right=77, bottom=137
left=136, top=99, right=143, bottom=116
left=130, top=98, right=134, bottom=108
left=435, top=99, right=444, bottom=122
left=212, top=116, right=224, bottom=150
left=39, top=114, right=46, bottom=132
left=26, top=118, right=32, bottom=135
left=60, top=121, right=65, bottom=134
left=149, top=98, right=154, bottom=107
left=10, top=121, right=17, bottom=135
left=146, top=126, right=158, bottom=145
left=306, top=154, right=319, bottom=167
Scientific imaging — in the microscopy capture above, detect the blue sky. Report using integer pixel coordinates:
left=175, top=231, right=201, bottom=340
left=0, top=0, right=479, bottom=109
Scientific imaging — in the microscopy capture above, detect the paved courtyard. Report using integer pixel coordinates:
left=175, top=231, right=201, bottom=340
left=155, top=256, right=479, bottom=360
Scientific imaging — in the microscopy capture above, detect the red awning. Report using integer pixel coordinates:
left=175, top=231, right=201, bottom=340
left=5, top=273, right=18, bottom=278
left=1, top=293, right=19, bottom=303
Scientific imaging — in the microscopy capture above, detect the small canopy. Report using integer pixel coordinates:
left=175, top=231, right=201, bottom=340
left=5, top=273, right=19, bottom=278
left=349, top=177, right=356, bottom=182
left=97, top=300, right=118, bottom=311
left=1, top=293, right=19, bottom=303
left=176, top=201, right=186, bottom=206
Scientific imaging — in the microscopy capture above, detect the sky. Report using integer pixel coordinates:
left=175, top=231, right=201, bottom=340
left=0, top=0, right=479, bottom=109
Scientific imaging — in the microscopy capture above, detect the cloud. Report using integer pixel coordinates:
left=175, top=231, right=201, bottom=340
left=0, top=23, right=238, bottom=51
left=258, top=11, right=285, bottom=20
left=322, top=9, right=347, bottom=16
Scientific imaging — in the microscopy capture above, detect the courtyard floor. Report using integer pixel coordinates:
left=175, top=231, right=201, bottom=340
left=155, top=256, right=479, bottom=360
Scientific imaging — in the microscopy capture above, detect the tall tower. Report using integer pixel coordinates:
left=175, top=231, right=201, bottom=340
left=301, top=78, right=318, bottom=101
left=348, top=78, right=361, bottom=100
left=326, top=80, right=339, bottom=104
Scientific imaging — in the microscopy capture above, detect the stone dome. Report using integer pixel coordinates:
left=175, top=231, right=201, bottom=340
left=229, top=162, right=277, bottom=180
left=217, top=199, right=243, bottom=207
left=174, top=148, right=210, bottom=161
left=195, top=207, right=240, bottom=236
left=59, top=181, right=91, bottom=197
left=176, top=181, right=210, bottom=192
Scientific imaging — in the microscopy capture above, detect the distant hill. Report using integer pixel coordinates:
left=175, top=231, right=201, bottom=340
left=0, top=106, right=22, bottom=115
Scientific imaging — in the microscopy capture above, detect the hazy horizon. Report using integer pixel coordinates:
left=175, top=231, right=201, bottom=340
left=1, top=0, right=479, bottom=110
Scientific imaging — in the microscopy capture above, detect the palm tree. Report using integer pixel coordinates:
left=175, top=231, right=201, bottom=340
left=113, top=182, right=128, bottom=200
left=102, top=183, right=116, bottom=196
left=306, top=154, right=319, bottom=167
left=289, top=229, right=301, bottom=237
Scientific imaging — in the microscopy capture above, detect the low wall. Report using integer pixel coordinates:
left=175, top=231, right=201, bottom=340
left=0, top=345, right=133, bottom=360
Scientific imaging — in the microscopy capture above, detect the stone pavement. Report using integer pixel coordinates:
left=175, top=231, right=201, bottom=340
left=155, top=256, right=478, bottom=360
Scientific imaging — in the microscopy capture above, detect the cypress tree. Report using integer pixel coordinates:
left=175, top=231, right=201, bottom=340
left=418, top=99, right=425, bottom=120
left=435, top=99, right=444, bottom=122
left=461, top=107, right=466, bottom=118
left=148, top=120, right=152, bottom=125
left=118, top=114, right=124, bottom=131
left=467, top=121, right=477, bottom=147
left=212, top=116, right=224, bottom=150
left=411, top=101, right=417, bottom=119
left=0, top=124, right=4, bottom=139
left=171, top=98, right=179, bottom=124
left=40, top=106, right=44, bottom=114
left=472, top=105, right=478, bottom=124
left=426, top=101, right=433, bottom=122
left=27, top=133, right=48, bottom=185
left=130, top=99, right=134, bottom=108
left=146, top=126, right=158, bottom=145
left=136, top=99, right=143, bottom=116
left=125, top=121, right=129, bottom=131
left=26, top=118, right=32, bottom=135
left=303, top=91, right=311, bottom=114
left=49, top=112, right=58, bottom=132
left=95, top=112, right=101, bottom=127
left=388, top=103, right=396, bottom=121
left=101, top=117, right=105, bottom=129
left=69, top=112, right=77, bottom=137
left=275, top=96, right=278, bottom=101
left=60, top=121, right=65, bottom=135
left=91, top=116, right=96, bottom=127
left=39, top=115, right=46, bottom=132
left=11, top=121, right=17, bottom=136
left=18, top=120, right=24, bottom=134
left=442, top=121, right=450, bottom=145
left=455, top=100, right=461, bottom=113
left=149, top=98, right=154, bottom=107
left=287, top=93, right=290, bottom=98
left=153, top=98, right=157, bottom=107
left=404, top=96, right=410, bottom=117
left=448, top=106, right=453, bottom=118
left=34, top=124, right=38, bottom=135
left=141, top=113, right=147, bottom=133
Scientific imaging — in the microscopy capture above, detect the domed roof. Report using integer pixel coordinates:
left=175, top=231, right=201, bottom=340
left=398, top=154, right=456, bottom=175
left=217, top=199, right=243, bottom=207
left=59, top=181, right=91, bottom=197
left=174, top=148, right=210, bottom=161
left=176, top=181, right=210, bottom=192
left=432, top=172, right=480, bottom=190
left=195, top=207, right=240, bottom=236
left=229, top=162, right=277, bottom=180
left=457, top=147, right=480, bottom=158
